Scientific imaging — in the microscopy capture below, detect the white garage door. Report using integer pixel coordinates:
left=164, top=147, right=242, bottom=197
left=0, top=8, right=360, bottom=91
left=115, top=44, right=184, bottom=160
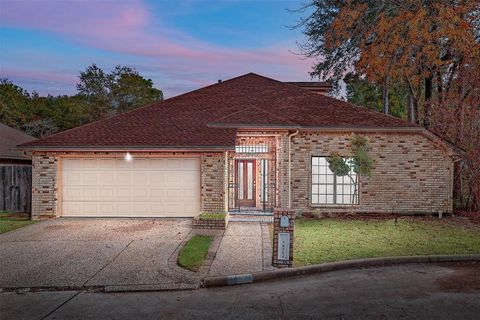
left=61, top=158, right=200, bottom=217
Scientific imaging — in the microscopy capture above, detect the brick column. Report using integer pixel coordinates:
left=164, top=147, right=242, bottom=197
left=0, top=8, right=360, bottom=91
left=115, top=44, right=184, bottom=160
left=31, top=154, right=57, bottom=219
left=272, top=208, right=295, bottom=268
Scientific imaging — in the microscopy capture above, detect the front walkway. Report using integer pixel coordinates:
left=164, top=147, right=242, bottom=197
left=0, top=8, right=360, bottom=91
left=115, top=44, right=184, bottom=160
left=208, top=221, right=273, bottom=276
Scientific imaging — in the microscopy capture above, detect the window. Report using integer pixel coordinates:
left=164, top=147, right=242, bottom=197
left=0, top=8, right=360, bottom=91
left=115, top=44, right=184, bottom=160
left=235, top=145, right=268, bottom=153
left=311, top=156, right=358, bottom=205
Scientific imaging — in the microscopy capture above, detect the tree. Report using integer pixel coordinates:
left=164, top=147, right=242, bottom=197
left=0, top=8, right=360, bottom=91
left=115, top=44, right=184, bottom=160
left=22, top=119, right=59, bottom=138
left=110, top=65, right=163, bottom=113
left=77, top=64, right=163, bottom=119
left=298, top=0, right=480, bottom=123
left=346, top=75, right=408, bottom=119
left=77, top=64, right=114, bottom=120
left=0, top=79, right=33, bottom=128
left=327, top=134, right=374, bottom=207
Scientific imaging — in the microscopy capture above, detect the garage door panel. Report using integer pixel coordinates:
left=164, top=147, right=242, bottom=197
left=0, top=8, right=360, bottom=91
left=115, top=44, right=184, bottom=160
left=82, top=172, right=98, bottom=184
left=117, top=188, right=131, bottom=199
left=183, top=158, right=200, bottom=170
left=82, top=159, right=98, bottom=169
left=150, top=172, right=165, bottom=184
left=98, top=159, right=115, bottom=169
left=148, top=159, right=166, bottom=169
left=132, top=173, right=149, bottom=185
left=62, top=158, right=200, bottom=217
left=97, top=172, right=115, bottom=185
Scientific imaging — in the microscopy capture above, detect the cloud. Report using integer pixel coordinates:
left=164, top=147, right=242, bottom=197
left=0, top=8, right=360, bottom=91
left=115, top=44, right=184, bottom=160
left=0, top=0, right=313, bottom=97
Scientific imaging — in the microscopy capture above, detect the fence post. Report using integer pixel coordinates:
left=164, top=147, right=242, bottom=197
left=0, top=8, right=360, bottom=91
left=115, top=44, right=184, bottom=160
left=272, top=208, right=295, bottom=268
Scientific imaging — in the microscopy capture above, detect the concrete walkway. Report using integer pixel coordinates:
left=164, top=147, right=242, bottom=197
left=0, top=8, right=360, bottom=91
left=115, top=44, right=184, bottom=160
left=2, top=262, right=478, bottom=319
left=0, top=218, right=202, bottom=291
left=208, top=221, right=273, bottom=276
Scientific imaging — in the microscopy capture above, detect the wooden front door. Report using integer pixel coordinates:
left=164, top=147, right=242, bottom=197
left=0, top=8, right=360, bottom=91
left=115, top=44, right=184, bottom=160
left=236, top=160, right=256, bottom=207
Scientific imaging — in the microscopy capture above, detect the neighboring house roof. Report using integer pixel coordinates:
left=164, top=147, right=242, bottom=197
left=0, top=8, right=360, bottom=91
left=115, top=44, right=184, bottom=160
left=285, top=81, right=332, bottom=95
left=18, top=73, right=420, bottom=150
left=0, top=123, right=36, bottom=160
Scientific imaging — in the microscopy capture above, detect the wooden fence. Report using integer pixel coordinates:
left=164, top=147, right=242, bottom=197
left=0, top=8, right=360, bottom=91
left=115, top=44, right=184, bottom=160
left=0, top=165, right=32, bottom=213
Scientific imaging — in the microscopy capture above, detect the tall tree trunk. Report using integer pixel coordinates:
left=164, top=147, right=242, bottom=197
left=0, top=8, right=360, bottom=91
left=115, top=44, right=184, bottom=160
left=424, top=76, right=433, bottom=128
left=382, top=77, right=389, bottom=114
left=407, top=94, right=419, bottom=124
left=436, top=71, right=443, bottom=104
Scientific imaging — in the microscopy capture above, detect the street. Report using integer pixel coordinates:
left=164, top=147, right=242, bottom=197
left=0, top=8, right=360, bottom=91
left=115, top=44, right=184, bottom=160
left=1, top=262, right=479, bottom=320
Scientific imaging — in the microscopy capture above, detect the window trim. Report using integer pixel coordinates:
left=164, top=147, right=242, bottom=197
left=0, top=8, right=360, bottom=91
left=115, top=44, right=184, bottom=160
left=309, top=155, right=360, bottom=207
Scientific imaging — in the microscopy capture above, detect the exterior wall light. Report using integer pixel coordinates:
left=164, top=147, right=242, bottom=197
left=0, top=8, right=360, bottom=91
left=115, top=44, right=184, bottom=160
left=125, top=152, right=133, bottom=161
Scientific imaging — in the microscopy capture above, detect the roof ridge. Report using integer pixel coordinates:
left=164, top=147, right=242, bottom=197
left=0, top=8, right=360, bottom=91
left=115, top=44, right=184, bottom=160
left=248, top=106, right=298, bottom=125
left=211, top=105, right=298, bottom=126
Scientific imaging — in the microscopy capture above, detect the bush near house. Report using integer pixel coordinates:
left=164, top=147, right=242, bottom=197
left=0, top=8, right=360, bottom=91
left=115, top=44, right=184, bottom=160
left=198, top=212, right=227, bottom=220
left=294, top=218, right=480, bottom=266
left=178, top=235, right=214, bottom=272
left=0, top=212, right=36, bottom=234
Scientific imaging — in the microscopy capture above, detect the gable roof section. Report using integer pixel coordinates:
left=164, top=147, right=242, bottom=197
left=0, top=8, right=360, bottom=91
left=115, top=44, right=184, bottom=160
left=19, top=73, right=420, bottom=149
left=209, top=106, right=297, bottom=127
left=0, top=123, right=36, bottom=159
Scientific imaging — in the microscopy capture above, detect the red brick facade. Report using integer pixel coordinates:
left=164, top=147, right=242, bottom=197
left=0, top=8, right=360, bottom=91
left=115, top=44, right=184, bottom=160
left=30, top=130, right=455, bottom=219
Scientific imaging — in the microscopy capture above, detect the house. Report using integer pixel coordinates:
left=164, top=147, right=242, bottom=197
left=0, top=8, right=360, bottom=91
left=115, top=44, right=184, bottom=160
left=17, top=73, right=459, bottom=219
left=1, top=123, right=36, bottom=213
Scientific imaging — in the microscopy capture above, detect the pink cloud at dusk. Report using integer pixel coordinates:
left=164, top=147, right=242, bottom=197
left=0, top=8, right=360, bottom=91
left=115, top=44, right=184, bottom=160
left=0, top=0, right=314, bottom=97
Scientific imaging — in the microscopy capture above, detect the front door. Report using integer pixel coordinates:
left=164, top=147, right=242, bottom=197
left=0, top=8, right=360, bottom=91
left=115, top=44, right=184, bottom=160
left=236, top=160, right=256, bottom=207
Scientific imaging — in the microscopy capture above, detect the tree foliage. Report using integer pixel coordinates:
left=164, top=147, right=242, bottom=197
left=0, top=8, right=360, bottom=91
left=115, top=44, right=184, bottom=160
left=0, top=64, right=163, bottom=137
left=346, top=75, right=408, bottom=119
left=298, top=0, right=480, bottom=124
left=327, top=134, right=374, bottom=206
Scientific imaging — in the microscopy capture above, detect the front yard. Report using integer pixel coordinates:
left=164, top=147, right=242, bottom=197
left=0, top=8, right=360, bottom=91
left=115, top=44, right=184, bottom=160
left=0, top=212, right=36, bottom=234
left=294, top=217, right=480, bottom=266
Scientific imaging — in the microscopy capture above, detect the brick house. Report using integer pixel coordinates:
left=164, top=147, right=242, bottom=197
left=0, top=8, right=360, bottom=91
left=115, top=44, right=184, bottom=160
left=18, top=73, right=459, bottom=219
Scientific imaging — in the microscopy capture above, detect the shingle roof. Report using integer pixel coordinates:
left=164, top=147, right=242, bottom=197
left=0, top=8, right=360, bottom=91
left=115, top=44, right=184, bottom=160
left=19, top=73, right=419, bottom=149
left=0, top=123, right=36, bottom=159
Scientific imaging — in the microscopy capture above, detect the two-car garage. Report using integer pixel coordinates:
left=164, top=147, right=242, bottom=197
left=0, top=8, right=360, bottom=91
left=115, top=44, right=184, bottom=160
left=60, top=157, right=201, bottom=217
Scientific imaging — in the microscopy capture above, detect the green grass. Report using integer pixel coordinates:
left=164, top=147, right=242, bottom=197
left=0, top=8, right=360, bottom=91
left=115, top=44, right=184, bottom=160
left=178, top=235, right=214, bottom=271
left=198, top=212, right=227, bottom=220
left=294, top=218, right=480, bottom=266
left=0, top=212, right=36, bottom=234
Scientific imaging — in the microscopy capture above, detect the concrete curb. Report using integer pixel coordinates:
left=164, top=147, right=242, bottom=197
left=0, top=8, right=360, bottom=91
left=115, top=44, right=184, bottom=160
left=203, top=254, right=480, bottom=287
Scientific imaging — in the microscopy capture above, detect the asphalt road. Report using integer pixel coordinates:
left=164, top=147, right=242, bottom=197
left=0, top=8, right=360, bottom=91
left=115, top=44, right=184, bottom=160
left=1, top=262, right=479, bottom=320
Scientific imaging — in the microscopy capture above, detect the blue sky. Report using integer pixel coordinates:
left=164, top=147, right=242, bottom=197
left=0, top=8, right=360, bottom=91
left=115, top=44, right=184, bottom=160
left=0, top=0, right=315, bottom=97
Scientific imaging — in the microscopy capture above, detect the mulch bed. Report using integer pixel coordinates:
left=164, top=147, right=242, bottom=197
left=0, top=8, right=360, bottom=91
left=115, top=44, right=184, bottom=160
left=454, top=211, right=480, bottom=225
left=301, top=211, right=480, bottom=227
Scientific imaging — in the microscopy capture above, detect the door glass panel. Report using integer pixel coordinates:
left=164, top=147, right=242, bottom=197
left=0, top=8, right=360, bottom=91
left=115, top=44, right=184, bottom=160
left=247, top=162, right=253, bottom=200
left=238, top=162, right=244, bottom=199
left=260, top=160, right=268, bottom=202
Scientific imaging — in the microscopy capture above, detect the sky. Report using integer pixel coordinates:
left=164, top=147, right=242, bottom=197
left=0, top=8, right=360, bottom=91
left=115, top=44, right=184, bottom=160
left=0, top=0, right=316, bottom=98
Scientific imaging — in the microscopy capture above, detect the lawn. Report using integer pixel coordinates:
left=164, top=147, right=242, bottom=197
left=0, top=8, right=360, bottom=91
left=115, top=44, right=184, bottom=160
left=0, top=212, right=36, bottom=234
left=178, top=235, right=213, bottom=272
left=294, top=218, right=480, bottom=266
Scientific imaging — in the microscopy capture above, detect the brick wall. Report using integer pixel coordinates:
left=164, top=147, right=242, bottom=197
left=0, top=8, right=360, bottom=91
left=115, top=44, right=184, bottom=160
left=201, top=152, right=226, bottom=213
left=290, top=132, right=454, bottom=215
left=31, top=154, right=57, bottom=219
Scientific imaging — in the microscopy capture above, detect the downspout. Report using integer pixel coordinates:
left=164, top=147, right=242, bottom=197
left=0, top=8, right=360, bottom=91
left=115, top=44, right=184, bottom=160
left=287, top=130, right=299, bottom=208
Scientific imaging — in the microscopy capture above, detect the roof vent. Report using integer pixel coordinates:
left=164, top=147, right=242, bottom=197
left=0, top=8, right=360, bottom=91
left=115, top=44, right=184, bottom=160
left=218, top=79, right=222, bottom=83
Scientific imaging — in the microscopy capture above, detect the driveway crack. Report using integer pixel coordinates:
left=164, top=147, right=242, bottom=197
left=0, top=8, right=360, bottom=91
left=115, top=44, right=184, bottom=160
left=82, top=240, right=134, bottom=286
left=40, top=291, right=80, bottom=320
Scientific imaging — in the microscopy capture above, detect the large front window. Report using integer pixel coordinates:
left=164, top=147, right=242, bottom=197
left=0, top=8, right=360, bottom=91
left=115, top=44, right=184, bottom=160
left=311, top=156, right=358, bottom=205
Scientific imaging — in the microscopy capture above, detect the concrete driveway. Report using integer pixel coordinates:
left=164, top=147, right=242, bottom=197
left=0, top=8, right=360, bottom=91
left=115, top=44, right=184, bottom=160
left=0, top=218, right=202, bottom=291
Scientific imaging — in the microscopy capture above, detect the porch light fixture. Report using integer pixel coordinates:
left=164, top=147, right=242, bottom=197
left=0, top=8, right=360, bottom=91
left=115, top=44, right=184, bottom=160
left=125, top=152, right=133, bottom=161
